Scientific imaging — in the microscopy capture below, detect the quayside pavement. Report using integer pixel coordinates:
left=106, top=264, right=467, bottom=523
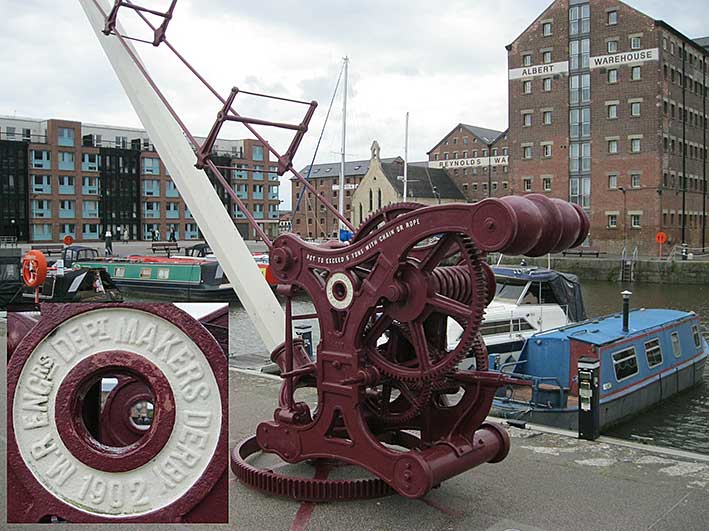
left=229, top=369, right=709, bottom=531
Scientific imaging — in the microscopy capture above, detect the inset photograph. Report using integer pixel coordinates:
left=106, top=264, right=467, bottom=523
left=6, top=302, right=228, bottom=524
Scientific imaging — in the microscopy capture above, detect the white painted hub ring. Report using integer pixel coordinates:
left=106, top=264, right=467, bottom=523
left=12, top=307, right=222, bottom=518
left=326, top=272, right=354, bottom=310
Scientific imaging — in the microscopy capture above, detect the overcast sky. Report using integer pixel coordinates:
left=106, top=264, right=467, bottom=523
left=1, top=0, right=706, bottom=207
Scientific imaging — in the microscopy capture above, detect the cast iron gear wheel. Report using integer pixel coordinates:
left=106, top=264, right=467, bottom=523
left=231, top=436, right=395, bottom=502
left=352, top=202, right=425, bottom=243
left=361, top=232, right=488, bottom=382
left=364, top=377, right=433, bottom=426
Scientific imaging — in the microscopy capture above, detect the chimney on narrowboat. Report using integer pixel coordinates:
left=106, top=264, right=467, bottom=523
left=621, top=290, right=632, bottom=333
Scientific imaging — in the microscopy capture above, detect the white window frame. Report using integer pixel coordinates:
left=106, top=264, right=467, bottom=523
left=612, top=346, right=639, bottom=382
left=644, top=338, right=663, bottom=368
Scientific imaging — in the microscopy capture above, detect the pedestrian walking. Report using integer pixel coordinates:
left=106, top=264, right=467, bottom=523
left=104, top=228, right=113, bottom=256
left=122, top=225, right=129, bottom=243
left=151, top=228, right=156, bottom=242
left=169, top=227, right=177, bottom=242
left=156, top=228, right=161, bottom=241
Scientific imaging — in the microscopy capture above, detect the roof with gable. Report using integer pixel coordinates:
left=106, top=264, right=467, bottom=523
left=427, top=123, right=506, bottom=154
left=295, top=157, right=400, bottom=181
left=379, top=159, right=465, bottom=200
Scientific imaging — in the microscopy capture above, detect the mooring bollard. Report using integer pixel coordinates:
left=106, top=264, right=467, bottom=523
left=7, top=303, right=228, bottom=523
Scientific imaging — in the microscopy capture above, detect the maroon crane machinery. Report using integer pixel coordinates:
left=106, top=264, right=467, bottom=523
left=232, top=196, right=589, bottom=500
left=7, top=1, right=590, bottom=522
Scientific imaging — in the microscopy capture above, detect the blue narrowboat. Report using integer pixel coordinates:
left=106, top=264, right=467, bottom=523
left=492, top=307, right=708, bottom=430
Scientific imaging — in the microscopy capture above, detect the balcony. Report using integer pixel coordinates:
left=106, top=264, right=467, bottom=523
left=32, top=182, right=51, bottom=194
left=31, top=152, right=51, bottom=169
left=59, top=227, right=76, bottom=239
left=32, top=225, right=52, bottom=241
left=83, top=204, right=99, bottom=218
left=59, top=207, right=75, bottom=219
left=143, top=181, right=161, bottom=197
left=144, top=209, right=160, bottom=219
left=252, top=190, right=264, bottom=200
left=31, top=207, right=51, bottom=219
left=59, top=182, right=75, bottom=195
left=58, top=160, right=75, bottom=171
left=166, top=208, right=179, bottom=219
left=185, top=227, right=200, bottom=240
left=83, top=226, right=99, bottom=239
left=269, top=210, right=279, bottom=220
left=269, top=191, right=279, bottom=200
left=234, top=210, right=246, bottom=219
left=254, top=211, right=264, bottom=219
left=58, top=129, right=75, bottom=147
left=82, top=183, right=99, bottom=195
left=166, top=183, right=179, bottom=198
left=82, top=155, right=100, bottom=172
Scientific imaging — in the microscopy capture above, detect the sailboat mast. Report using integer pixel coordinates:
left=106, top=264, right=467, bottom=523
left=339, top=56, right=349, bottom=232
left=404, top=112, right=409, bottom=201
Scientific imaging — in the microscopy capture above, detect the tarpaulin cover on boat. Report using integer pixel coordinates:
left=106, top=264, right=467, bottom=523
left=492, top=266, right=587, bottom=322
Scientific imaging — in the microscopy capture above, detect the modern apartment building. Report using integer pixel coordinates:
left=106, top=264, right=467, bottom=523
left=0, top=116, right=281, bottom=242
left=506, top=0, right=708, bottom=253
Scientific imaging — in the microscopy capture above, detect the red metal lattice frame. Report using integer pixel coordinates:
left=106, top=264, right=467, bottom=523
left=95, top=0, right=355, bottom=249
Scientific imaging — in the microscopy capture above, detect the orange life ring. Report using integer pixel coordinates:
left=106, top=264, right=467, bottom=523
left=22, top=250, right=48, bottom=288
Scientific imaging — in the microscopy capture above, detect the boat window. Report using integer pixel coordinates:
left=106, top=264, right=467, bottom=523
left=644, top=338, right=663, bottom=368
left=692, top=325, right=702, bottom=349
left=113, top=266, right=125, bottom=278
left=140, top=268, right=152, bottom=279
left=157, top=268, right=170, bottom=280
left=480, top=319, right=534, bottom=336
left=671, top=332, right=681, bottom=357
left=494, top=279, right=528, bottom=303
left=612, top=347, right=639, bottom=381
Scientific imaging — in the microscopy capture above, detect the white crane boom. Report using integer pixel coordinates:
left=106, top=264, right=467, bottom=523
left=78, top=0, right=285, bottom=351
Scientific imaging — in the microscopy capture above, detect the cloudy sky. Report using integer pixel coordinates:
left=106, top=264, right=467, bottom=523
left=1, top=0, right=706, bottom=207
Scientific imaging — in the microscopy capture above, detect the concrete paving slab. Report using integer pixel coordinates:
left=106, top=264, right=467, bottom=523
left=230, top=369, right=709, bottom=531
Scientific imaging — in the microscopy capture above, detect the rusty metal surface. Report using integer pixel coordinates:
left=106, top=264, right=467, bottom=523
left=7, top=303, right=228, bottom=523
left=234, top=195, right=589, bottom=501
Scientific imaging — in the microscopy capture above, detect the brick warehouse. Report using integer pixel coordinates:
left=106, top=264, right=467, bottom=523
left=506, top=0, right=709, bottom=254
left=296, top=0, right=709, bottom=254
left=0, top=116, right=281, bottom=242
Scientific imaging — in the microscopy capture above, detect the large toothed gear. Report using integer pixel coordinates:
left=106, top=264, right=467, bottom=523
left=361, top=232, right=488, bottom=382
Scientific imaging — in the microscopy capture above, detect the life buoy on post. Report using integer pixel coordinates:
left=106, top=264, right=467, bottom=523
left=21, top=250, right=48, bottom=288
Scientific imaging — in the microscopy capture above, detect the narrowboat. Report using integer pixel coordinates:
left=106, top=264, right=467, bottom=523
left=1, top=246, right=121, bottom=307
left=61, top=245, right=235, bottom=301
left=184, top=243, right=276, bottom=286
left=491, top=306, right=708, bottom=430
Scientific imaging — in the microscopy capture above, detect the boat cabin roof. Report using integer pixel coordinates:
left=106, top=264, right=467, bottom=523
left=493, top=266, right=573, bottom=283
left=536, top=308, right=695, bottom=346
